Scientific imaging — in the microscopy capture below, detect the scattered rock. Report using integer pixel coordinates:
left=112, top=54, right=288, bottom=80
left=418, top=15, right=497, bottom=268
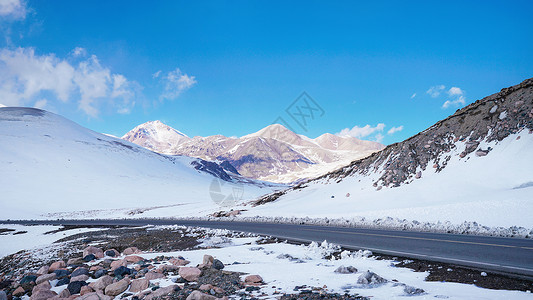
left=404, top=285, right=425, bottom=295
left=56, top=277, right=70, bottom=286
left=212, top=259, right=224, bottom=270
left=91, top=275, right=113, bottom=291
left=83, top=246, right=104, bottom=259
left=72, top=267, right=90, bottom=277
left=202, top=255, right=214, bottom=267
left=122, top=247, right=141, bottom=255
left=54, top=269, right=70, bottom=278
left=186, top=290, right=216, bottom=300
left=334, top=265, right=357, bottom=274
left=30, top=289, right=57, bottom=300
left=145, top=271, right=165, bottom=280
left=36, top=265, right=49, bottom=275
left=110, top=259, right=128, bottom=270
left=113, top=266, right=131, bottom=277
left=94, top=269, right=107, bottom=278
left=49, top=261, right=66, bottom=272
left=357, top=271, right=387, bottom=284
left=80, top=285, right=95, bottom=295
left=125, top=255, right=144, bottom=263
left=0, top=291, right=6, bottom=300
left=144, top=285, right=179, bottom=300
left=244, top=275, right=263, bottom=285
left=20, top=275, right=37, bottom=284
left=104, top=278, right=130, bottom=297
left=67, top=257, right=85, bottom=265
left=58, top=288, right=71, bottom=298
left=169, top=257, right=190, bottom=266
left=475, top=149, right=489, bottom=157
left=36, top=273, right=56, bottom=285
left=179, top=267, right=202, bottom=281
left=129, top=278, right=149, bottom=293
left=13, top=286, right=25, bottom=296
left=83, top=254, right=97, bottom=262
left=105, top=249, right=119, bottom=257
left=68, top=281, right=88, bottom=295
left=71, top=275, right=90, bottom=282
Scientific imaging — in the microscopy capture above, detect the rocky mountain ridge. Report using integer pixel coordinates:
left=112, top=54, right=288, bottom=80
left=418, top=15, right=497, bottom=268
left=122, top=122, right=384, bottom=183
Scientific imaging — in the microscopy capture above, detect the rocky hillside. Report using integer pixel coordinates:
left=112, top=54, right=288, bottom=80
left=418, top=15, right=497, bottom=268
left=122, top=123, right=383, bottom=183
left=317, top=77, right=533, bottom=189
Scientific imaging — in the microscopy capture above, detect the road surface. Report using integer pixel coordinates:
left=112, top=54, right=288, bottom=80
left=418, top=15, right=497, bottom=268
left=2, top=219, right=532, bottom=279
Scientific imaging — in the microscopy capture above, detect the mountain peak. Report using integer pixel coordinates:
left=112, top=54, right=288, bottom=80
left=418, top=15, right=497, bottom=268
left=122, top=120, right=189, bottom=153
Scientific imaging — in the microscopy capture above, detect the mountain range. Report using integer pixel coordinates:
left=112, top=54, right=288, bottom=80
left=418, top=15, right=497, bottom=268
left=122, top=122, right=383, bottom=183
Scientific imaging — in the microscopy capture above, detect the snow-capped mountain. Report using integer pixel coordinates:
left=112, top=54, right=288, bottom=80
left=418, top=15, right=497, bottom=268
left=122, top=122, right=383, bottom=183
left=0, top=108, right=282, bottom=219
left=244, top=78, right=533, bottom=229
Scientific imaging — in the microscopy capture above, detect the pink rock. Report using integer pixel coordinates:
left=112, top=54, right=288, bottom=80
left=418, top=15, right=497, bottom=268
left=202, top=255, right=214, bottom=267
left=110, top=259, right=128, bottom=271
left=244, top=275, right=263, bottom=285
left=71, top=275, right=89, bottom=282
left=36, top=265, right=49, bottom=275
left=156, top=264, right=179, bottom=273
left=144, top=285, right=178, bottom=300
left=36, top=273, right=56, bottom=285
left=83, top=246, right=104, bottom=259
left=186, top=290, right=216, bottom=300
left=122, top=247, right=141, bottom=255
left=32, top=281, right=51, bottom=294
left=89, top=265, right=102, bottom=272
left=49, top=261, right=66, bottom=272
left=125, top=255, right=144, bottom=263
left=77, top=292, right=112, bottom=300
left=59, top=288, right=71, bottom=298
left=30, top=289, right=57, bottom=300
left=129, top=278, right=149, bottom=293
left=144, top=271, right=165, bottom=280
left=80, top=285, right=94, bottom=295
left=104, top=278, right=130, bottom=297
left=169, top=258, right=190, bottom=266
left=90, top=275, right=113, bottom=291
left=199, top=284, right=225, bottom=294
left=178, top=267, right=202, bottom=282
left=13, top=286, right=25, bottom=296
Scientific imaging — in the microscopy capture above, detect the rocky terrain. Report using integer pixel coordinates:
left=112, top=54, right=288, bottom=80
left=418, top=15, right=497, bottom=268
left=122, top=123, right=383, bottom=183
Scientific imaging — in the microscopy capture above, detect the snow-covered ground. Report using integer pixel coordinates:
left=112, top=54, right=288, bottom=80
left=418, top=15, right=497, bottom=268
left=2, top=225, right=531, bottom=299
left=238, top=130, right=533, bottom=230
left=0, top=108, right=280, bottom=220
left=0, top=224, right=106, bottom=258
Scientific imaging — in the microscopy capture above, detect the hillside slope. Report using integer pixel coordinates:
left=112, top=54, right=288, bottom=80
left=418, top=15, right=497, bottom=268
left=0, top=108, right=280, bottom=219
left=243, top=78, right=533, bottom=229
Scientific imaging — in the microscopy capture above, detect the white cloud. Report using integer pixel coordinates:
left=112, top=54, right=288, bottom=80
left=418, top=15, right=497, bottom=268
left=442, top=95, right=466, bottom=109
left=387, top=125, right=404, bottom=135
left=160, top=68, right=196, bottom=100
left=33, top=98, right=47, bottom=109
left=410, top=93, right=416, bottom=99
left=0, top=0, right=26, bottom=20
left=374, top=133, right=384, bottom=143
left=426, top=85, right=445, bottom=98
left=0, top=47, right=138, bottom=117
left=152, top=70, right=161, bottom=78
left=447, top=86, right=464, bottom=96
left=71, top=47, right=87, bottom=57
left=336, top=123, right=386, bottom=139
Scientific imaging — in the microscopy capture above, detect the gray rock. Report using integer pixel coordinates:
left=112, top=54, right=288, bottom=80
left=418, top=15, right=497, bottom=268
left=404, top=285, right=425, bottom=295
left=334, top=265, right=357, bottom=274
left=0, top=291, right=7, bottom=300
left=357, top=271, right=387, bottom=284
left=35, top=273, right=56, bottom=285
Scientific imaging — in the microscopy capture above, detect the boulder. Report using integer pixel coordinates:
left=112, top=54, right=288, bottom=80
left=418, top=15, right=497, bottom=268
left=67, top=257, right=85, bottom=265
left=357, top=271, right=387, bottom=284
left=59, top=288, right=71, bottom=298
left=129, top=278, right=149, bottom=293
left=104, top=249, right=119, bottom=257
left=124, top=255, right=144, bottom=263
left=20, top=275, right=37, bottom=284
left=475, top=149, right=489, bottom=157
left=36, top=265, right=49, bottom=275
left=156, top=264, right=179, bottom=273
left=144, top=271, right=165, bottom=280
left=110, top=259, right=128, bottom=271
left=77, top=292, right=112, bottom=300
left=49, top=261, right=66, bottom=272
left=202, top=255, right=214, bottom=267
left=212, top=259, right=224, bottom=270
left=71, top=267, right=89, bottom=277
left=71, top=275, right=89, bottom=282
left=30, top=289, right=57, bottom=300
left=169, top=257, right=190, bottom=266
left=186, top=290, right=216, bottom=300
left=32, top=281, right=51, bottom=294
left=244, top=275, right=263, bottom=285
left=113, top=266, right=131, bottom=277
left=83, top=246, right=104, bottom=259
left=67, top=281, right=88, bottom=295
left=334, top=265, right=357, bottom=274
left=54, top=269, right=70, bottom=278
left=178, top=267, right=201, bottom=282
left=144, top=285, right=178, bottom=300
left=122, top=247, right=141, bottom=255
left=80, top=285, right=94, bottom=295
left=13, top=286, right=25, bottom=296
left=56, top=277, right=70, bottom=286
left=90, top=265, right=102, bottom=272
left=36, top=273, right=56, bottom=285
left=93, top=269, right=107, bottom=278
left=199, top=284, right=225, bottom=294
left=83, top=254, right=97, bottom=262
left=0, top=291, right=6, bottom=300
left=104, top=278, right=130, bottom=297
left=404, top=285, right=425, bottom=295
left=90, top=275, right=113, bottom=291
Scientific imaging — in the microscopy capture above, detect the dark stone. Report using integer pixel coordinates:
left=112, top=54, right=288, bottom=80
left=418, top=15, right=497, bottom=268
left=83, top=254, right=96, bottom=262
left=56, top=277, right=70, bottom=286
left=245, top=286, right=260, bottom=292
left=54, top=269, right=70, bottom=278
left=212, top=259, right=224, bottom=270
left=105, top=250, right=116, bottom=257
left=93, top=269, right=107, bottom=278
left=19, top=275, right=37, bottom=284
left=71, top=268, right=89, bottom=277
left=67, top=281, right=88, bottom=295
left=113, top=266, right=131, bottom=277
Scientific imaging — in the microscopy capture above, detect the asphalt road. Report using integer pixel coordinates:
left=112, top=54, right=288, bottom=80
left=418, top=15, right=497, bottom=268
left=2, top=219, right=533, bottom=279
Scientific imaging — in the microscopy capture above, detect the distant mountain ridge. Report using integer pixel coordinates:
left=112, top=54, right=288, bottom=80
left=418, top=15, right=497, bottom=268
left=122, top=122, right=384, bottom=183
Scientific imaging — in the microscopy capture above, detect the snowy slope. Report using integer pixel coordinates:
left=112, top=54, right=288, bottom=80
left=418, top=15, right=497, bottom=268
left=238, top=78, right=533, bottom=230
left=0, top=108, right=281, bottom=219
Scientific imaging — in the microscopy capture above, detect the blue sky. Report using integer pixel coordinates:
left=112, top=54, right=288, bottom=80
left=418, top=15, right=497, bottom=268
left=1, top=0, right=532, bottom=144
